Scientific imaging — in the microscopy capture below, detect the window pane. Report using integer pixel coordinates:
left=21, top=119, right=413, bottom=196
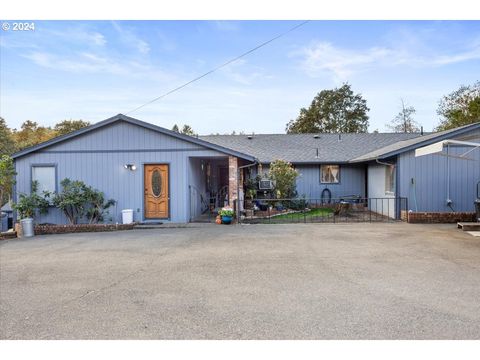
left=385, top=166, right=395, bottom=194
left=321, top=165, right=340, bottom=184
left=151, top=169, right=162, bottom=197
left=32, top=166, right=56, bottom=194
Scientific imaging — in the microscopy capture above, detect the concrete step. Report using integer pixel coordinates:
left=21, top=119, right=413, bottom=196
left=457, top=222, right=480, bottom=231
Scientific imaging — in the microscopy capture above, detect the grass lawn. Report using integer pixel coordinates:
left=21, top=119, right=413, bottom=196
left=247, top=207, right=334, bottom=223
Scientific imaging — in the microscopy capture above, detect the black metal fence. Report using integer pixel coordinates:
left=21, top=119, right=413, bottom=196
left=239, top=197, right=408, bottom=224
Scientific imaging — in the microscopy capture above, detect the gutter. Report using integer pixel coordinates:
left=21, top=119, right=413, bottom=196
left=375, top=158, right=395, bottom=167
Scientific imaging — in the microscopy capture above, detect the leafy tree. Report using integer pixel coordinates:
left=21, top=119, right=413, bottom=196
left=181, top=125, right=195, bottom=136
left=0, top=155, right=16, bottom=206
left=12, top=181, right=50, bottom=219
left=84, top=187, right=116, bottom=224
left=286, top=83, right=370, bottom=133
left=53, top=178, right=115, bottom=224
left=172, top=124, right=195, bottom=135
left=0, top=117, right=17, bottom=156
left=268, top=160, right=299, bottom=198
left=387, top=99, right=419, bottom=133
left=54, top=119, right=90, bottom=136
left=52, top=178, right=89, bottom=224
left=436, top=81, right=480, bottom=131
left=12, top=120, right=56, bottom=150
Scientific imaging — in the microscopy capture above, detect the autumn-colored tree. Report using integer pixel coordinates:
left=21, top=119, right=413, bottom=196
left=12, top=121, right=56, bottom=150
left=0, top=155, right=16, bottom=206
left=0, top=117, right=16, bottom=156
left=54, top=119, right=90, bottom=136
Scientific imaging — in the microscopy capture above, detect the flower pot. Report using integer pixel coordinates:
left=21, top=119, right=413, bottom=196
left=221, top=215, right=233, bottom=224
left=20, top=218, right=34, bottom=237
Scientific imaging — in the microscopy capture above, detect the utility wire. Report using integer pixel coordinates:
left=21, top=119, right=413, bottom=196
left=125, top=20, right=309, bottom=115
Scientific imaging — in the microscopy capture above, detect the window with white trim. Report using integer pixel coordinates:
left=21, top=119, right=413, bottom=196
left=320, top=165, right=340, bottom=184
left=385, top=165, right=395, bottom=195
left=32, top=165, right=56, bottom=194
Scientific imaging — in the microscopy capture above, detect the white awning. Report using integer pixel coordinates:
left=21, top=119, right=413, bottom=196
left=415, top=139, right=480, bottom=157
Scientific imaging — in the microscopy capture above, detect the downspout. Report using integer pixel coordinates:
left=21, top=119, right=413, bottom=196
left=446, top=144, right=454, bottom=211
left=12, top=159, right=17, bottom=226
left=236, top=159, right=258, bottom=223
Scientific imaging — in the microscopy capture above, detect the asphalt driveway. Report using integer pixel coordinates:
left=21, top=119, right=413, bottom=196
left=1, top=223, right=480, bottom=339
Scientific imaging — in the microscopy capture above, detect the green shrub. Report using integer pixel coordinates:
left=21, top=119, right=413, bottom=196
left=219, top=207, right=235, bottom=217
left=53, top=178, right=115, bottom=224
left=268, top=159, right=298, bottom=199
left=13, top=181, right=50, bottom=219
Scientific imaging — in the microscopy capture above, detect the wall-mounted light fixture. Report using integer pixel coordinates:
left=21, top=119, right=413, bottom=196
left=124, top=164, right=137, bottom=171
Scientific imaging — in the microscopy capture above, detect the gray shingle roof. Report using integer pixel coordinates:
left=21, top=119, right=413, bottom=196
left=350, top=122, right=480, bottom=162
left=200, top=132, right=422, bottom=163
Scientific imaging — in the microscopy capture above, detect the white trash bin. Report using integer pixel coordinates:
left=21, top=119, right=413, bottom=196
left=121, top=209, right=134, bottom=224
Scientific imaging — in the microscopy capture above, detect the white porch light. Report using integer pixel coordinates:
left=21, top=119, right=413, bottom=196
left=124, top=164, right=137, bottom=171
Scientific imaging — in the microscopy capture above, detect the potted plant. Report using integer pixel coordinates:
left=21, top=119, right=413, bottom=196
left=13, top=181, right=50, bottom=237
left=274, top=201, right=284, bottom=211
left=219, top=206, right=235, bottom=224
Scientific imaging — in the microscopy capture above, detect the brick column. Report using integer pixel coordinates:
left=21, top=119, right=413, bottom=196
left=228, top=156, right=238, bottom=207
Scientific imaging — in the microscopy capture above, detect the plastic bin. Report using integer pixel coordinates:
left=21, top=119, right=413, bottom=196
left=121, top=209, right=134, bottom=224
left=1, top=212, right=7, bottom=232
left=20, top=218, right=34, bottom=237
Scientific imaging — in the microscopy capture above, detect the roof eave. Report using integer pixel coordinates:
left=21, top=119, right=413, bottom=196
left=348, top=122, right=480, bottom=163
left=11, top=114, right=256, bottom=162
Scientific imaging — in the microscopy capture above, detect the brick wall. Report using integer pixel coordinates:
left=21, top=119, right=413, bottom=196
left=228, top=156, right=238, bottom=207
left=402, top=211, right=476, bottom=223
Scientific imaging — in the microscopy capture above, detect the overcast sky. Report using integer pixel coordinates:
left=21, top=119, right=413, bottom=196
left=1, top=20, right=479, bottom=134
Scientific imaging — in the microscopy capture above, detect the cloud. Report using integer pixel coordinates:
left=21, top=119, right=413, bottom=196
left=220, top=59, right=269, bottom=85
left=211, top=21, right=241, bottom=32
left=24, top=51, right=120, bottom=74
left=298, top=42, right=395, bottom=80
left=22, top=51, right=152, bottom=76
left=296, top=40, right=480, bottom=81
left=43, top=27, right=107, bottom=47
left=111, top=21, right=150, bottom=54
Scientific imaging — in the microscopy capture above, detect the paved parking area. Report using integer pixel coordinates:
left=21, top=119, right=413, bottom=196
left=1, top=223, right=480, bottom=339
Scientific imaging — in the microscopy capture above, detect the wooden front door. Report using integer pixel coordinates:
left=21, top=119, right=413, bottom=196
left=144, top=164, right=169, bottom=219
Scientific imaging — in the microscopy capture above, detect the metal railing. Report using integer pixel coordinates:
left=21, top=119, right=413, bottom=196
left=239, top=197, right=407, bottom=224
left=189, top=185, right=229, bottom=223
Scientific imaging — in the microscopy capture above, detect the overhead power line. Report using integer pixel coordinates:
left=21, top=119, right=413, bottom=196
left=125, top=20, right=309, bottom=115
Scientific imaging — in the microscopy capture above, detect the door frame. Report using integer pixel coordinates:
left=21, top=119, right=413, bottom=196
left=142, top=162, right=171, bottom=221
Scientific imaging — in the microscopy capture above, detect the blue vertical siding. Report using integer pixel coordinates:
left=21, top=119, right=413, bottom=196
left=14, top=121, right=227, bottom=224
left=398, top=146, right=480, bottom=212
left=398, top=129, right=480, bottom=212
left=295, top=164, right=366, bottom=199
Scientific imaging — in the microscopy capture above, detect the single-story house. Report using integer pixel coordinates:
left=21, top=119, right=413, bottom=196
left=11, top=114, right=480, bottom=224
